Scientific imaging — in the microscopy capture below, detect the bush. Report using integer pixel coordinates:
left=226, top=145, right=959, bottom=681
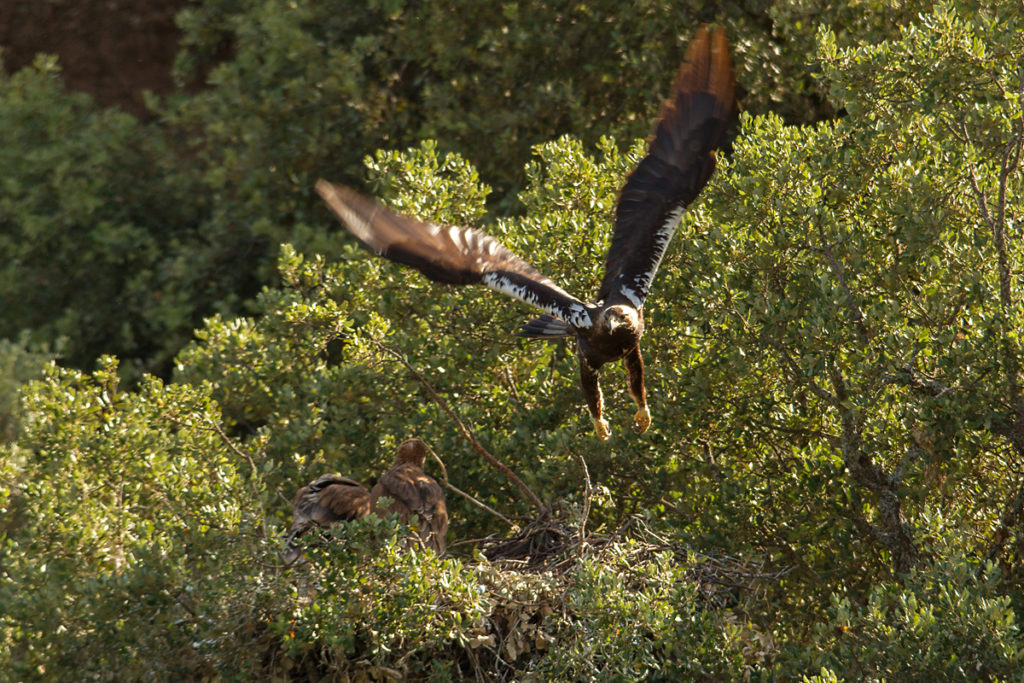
left=0, top=56, right=204, bottom=376
left=0, top=358, right=274, bottom=679
left=792, top=553, right=1024, bottom=681
left=0, top=335, right=57, bottom=445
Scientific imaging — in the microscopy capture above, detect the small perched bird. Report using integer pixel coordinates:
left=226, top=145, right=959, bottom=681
left=370, top=438, right=449, bottom=554
left=282, top=438, right=448, bottom=563
left=282, top=474, right=372, bottom=565
left=316, top=27, right=736, bottom=439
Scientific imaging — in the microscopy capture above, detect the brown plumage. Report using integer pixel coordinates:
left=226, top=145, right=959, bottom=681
left=282, top=474, right=372, bottom=564
left=282, top=439, right=448, bottom=563
left=316, top=27, right=736, bottom=440
left=370, top=438, right=448, bottom=554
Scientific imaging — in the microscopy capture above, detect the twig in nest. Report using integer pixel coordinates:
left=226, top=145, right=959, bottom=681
left=481, top=511, right=578, bottom=572
left=575, top=451, right=592, bottom=557
left=372, top=339, right=545, bottom=512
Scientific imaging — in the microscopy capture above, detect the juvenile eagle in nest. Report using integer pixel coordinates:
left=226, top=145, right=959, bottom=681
left=316, top=27, right=735, bottom=440
left=282, top=473, right=371, bottom=565
left=370, top=437, right=449, bottom=554
left=282, top=438, right=448, bottom=563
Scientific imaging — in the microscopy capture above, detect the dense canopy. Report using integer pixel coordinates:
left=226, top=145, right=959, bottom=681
left=1, top=0, right=1023, bottom=680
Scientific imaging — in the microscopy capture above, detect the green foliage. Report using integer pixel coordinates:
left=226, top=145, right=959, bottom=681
left=280, top=519, right=493, bottom=678
left=0, top=357, right=277, bottom=679
left=0, top=335, right=57, bottom=445
left=1, top=0, right=954, bottom=377
left=668, top=0, right=1023, bottom=580
left=365, top=140, right=492, bottom=227
left=169, top=0, right=938, bottom=205
left=275, top=536, right=751, bottom=681
left=797, top=553, right=1024, bottom=680
left=532, top=546, right=747, bottom=680
left=3, top=0, right=1024, bottom=679
left=0, top=55, right=202, bottom=375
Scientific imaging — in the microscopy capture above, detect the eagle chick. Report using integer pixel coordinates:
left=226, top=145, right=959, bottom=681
left=282, top=438, right=448, bottom=563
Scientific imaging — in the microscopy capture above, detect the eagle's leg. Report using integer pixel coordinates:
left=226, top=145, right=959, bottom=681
left=580, top=356, right=610, bottom=440
left=625, top=345, right=650, bottom=434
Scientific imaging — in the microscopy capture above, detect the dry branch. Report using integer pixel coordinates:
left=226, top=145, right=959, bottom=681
left=372, top=339, right=545, bottom=512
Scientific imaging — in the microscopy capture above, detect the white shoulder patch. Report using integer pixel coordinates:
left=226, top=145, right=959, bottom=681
left=619, top=284, right=643, bottom=309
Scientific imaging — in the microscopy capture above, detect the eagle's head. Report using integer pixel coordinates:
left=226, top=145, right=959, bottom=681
left=597, top=305, right=641, bottom=336
left=393, top=438, right=428, bottom=468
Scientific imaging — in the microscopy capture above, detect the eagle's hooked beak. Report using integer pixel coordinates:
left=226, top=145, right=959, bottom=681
left=601, top=306, right=636, bottom=334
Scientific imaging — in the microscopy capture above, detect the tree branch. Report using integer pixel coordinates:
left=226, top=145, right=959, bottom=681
left=371, top=339, right=545, bottom=512
left=829, top=364, right=919, bottom=573
left=767, top=336, right=837, bottom=406
left=880, top=366, right=959, bottom=398
left=960, top=100, right=1023, bottom=415
left=817, top=224, right=871, bottom=343
left=988, top=478, right=1024, bottom=565
left=204, top=415, right=260, bottom=477
left=422, top=441, right=516, bottom=527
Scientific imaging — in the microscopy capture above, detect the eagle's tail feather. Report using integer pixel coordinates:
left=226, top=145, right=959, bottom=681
left=517, top=315, right=573, bottom=338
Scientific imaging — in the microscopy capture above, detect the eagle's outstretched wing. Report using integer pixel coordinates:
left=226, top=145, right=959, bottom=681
left=598, top=26, right=736, bottom=308
left=316, top=180, right=594, bottom=329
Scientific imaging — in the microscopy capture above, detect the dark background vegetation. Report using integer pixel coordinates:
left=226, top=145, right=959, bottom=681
left=0, top=0, right=186, bottom=118
left=2, top=0, right=1023, bottom=680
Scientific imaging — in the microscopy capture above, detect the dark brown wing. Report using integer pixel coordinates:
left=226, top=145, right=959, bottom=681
left=283, top=474, right=371, bottom=563
left=598, top=26, right=736, bottom=307
left=372, top=463, right=448, bottom=554
left=289, top=474, right=370, bottom=534
left=316, top=180, right=595, bottom=330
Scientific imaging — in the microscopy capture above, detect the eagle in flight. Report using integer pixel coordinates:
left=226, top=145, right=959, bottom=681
left=316, top=27, right=735, bottom=439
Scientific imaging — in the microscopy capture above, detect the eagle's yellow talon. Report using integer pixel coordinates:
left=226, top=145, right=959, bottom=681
left=633, top=407, right=651, bottom=434
left=593, top=418, right=611, bottom=440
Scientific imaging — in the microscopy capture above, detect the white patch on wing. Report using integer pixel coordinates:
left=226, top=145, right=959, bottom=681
left=620, top=285, right=643, bottom=309
left=568, top=307, right=593, bottom=329
left=482, top=272, right=592, bottom=329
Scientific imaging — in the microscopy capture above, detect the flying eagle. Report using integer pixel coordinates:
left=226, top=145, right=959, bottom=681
left=282, top=438, right=448, bottom=562
left=316, top=27, right=736, bottom=439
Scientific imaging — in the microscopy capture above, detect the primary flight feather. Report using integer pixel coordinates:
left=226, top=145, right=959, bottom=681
left=317, top=27, right=736, bottom=439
